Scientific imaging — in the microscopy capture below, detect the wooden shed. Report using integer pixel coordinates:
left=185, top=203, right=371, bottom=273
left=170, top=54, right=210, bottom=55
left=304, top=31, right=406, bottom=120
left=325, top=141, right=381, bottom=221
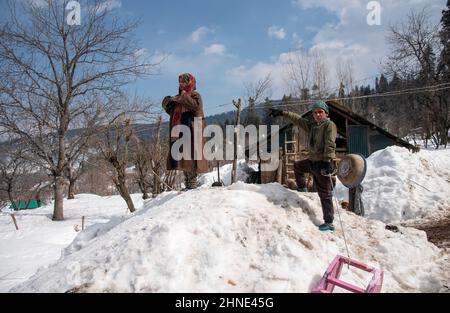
left=256, top=100, right=419, bottom=186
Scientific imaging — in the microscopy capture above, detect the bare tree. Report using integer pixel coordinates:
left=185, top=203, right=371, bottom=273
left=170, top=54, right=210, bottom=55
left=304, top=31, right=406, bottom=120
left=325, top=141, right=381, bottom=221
left=133, top=116, right=167, bottom=199
left=0, top=0, right=160, bottom=220
left=242, top=74, right=273, bottom=127
left=386, top=9, right=439, bottom=78
left=283, top=49, right=311, bottom=100
left=283, top=49, right=329, bottom=101
left=336, top=57, right=355, bottom=96
left=97, top=116, right=137, bottom=212
left=150, top=116, right=165, bottom=196
left=311, top=50, right=329, bottom=99
left=65, top=144, right=89, bottom=200
left=243, top=73, right=273, bottom=105
left=0, top=144, right=28, bottom=209
left=133, top=138, right=152, bottom=200
left=385, top=8, right=448, bottom=147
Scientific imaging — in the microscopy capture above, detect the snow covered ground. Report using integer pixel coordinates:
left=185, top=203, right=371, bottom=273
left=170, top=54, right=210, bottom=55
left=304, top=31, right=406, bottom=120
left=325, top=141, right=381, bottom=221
left=0, top=194, right=144, bottom=292
left=0, top=147, right=449, bottom=293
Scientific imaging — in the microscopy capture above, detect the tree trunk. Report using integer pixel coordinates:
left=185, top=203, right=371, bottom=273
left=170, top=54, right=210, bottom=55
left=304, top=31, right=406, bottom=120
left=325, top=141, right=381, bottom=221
left=54, top=112, right=68, bottom=220
left=36, top=191, right=41, bottom=207
left=53, top=175, right=65, bottom=221
left=153, top=166, right=160, bottom=196
left=141, top=180, right=149, bottom=200
left=116, top=174, right=135, bottom=212
left=7, top=188, right=17, bottom=210
left=440, top=127, right=449, bottom=147
left=137, top=178, right=149, bottom=199
left=68, top=179, right=75, bottom=200
left=118, top=184, right=135, bottom=212
left=122, top=192, right=135, bottom=212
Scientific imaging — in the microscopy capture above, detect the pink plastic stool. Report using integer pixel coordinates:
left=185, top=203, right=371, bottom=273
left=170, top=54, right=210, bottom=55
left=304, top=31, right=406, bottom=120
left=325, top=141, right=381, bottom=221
left=312, top=255, right=384, bottom=293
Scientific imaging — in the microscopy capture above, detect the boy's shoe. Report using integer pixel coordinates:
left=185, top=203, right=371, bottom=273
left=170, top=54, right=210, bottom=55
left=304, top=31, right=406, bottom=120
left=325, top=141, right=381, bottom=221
left=318, top=223, right=335, bottom=231
left=297, top=187, right=308, bottom=192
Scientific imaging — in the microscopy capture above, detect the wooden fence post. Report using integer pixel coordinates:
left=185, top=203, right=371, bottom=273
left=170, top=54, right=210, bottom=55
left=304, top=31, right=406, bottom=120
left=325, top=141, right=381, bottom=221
left=10, top=214, right=19, bottom=230
left=232, top=99, right=241, bottom=184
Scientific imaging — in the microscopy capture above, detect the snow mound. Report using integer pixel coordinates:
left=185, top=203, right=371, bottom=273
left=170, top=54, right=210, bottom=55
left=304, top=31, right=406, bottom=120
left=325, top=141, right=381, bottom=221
left=12, top=183, right=448, bottom=293
left=336, top=146, right=450, bottom=223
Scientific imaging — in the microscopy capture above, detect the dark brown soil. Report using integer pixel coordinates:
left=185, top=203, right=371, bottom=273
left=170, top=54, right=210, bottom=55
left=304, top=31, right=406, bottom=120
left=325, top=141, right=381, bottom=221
left=412, top=214, right=450, bottom=249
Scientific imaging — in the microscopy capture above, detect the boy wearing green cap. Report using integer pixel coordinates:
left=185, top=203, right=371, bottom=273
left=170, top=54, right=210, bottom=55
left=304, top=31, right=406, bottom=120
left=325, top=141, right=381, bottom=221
left=269, top=101, right=337, bottom=231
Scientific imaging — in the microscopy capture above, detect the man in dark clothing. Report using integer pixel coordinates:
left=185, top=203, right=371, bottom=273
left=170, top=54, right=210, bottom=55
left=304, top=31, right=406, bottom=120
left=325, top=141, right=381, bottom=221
left=270, top=100, right=337, bottom=231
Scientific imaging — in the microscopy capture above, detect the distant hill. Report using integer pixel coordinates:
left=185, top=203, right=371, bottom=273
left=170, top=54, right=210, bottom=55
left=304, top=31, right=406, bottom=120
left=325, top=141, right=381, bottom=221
left=0, top=100, right=288, bottom=145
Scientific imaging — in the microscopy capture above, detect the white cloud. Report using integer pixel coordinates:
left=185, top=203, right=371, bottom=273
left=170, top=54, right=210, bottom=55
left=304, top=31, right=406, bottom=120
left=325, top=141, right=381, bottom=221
left=292, top=32, right=304, bottom=49
left=267, top=26, right=286, bottom=40
left=96, top=0, right=122, bottom=13
left=204, top=44, right=226, bottom=56
left=226, top=56, right=289, bottom=100
left=190, top=26, right=213, bottom=43
left=290, top=0, right=445, bottom=88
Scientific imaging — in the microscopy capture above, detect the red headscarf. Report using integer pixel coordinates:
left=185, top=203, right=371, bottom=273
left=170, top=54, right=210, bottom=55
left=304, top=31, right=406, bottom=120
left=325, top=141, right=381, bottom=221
left=171, top=73, right=197, bottom=132
left=178, top=73, right=196, bottom=94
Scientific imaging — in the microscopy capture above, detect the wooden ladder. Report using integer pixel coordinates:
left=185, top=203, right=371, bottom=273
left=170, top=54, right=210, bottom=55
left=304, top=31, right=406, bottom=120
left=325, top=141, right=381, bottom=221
left=284, top=132, right=297, bottom=182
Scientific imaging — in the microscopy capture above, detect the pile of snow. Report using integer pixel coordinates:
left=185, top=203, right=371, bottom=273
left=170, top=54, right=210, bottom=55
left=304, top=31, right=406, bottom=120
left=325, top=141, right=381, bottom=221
left=10, top=183, right=449, bottom=293
left=335, top=146, right=450, bottom=224
left=198, top=160, right=259, bottom=187
left=0, top=194, right=144, bottom=292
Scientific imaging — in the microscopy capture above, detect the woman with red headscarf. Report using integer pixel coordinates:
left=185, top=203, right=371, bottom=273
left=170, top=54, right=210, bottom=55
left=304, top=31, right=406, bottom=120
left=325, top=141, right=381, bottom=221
left=162, top=73, right=208, bottom=189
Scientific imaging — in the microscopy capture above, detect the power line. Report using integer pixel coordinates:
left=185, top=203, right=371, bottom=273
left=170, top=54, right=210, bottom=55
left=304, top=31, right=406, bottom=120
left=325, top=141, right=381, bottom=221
left=258, top=82, right=450, bottom=109
left=209, top=72, right=398, bottom=111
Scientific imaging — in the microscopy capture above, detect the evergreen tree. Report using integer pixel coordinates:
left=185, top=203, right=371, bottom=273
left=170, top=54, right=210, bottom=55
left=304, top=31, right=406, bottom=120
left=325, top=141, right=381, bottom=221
left=338, top=82, right=345, bottom=98
left=438, top=0, right=450, bottom=80
left=389, top=72, right=401, bottom=90
left=301, top=88, right=310, bottom=101
left=262, top=98, right=274, bottom=126
left=419, top=44, right=436, bottom=84
left=379, top=74, right=388, bottom=93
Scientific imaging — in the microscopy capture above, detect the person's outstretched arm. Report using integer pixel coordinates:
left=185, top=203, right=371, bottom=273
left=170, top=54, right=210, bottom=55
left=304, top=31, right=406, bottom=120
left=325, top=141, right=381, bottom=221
left=281, top=111, right=310, bottom=132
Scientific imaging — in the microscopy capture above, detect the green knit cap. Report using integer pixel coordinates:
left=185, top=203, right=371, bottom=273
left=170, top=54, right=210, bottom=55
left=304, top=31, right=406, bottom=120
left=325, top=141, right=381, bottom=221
left=310, top=100, right=329, bottom=114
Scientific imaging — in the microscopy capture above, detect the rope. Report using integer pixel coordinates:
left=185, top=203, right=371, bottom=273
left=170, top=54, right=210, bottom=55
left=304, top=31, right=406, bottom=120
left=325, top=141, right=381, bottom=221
left=327, top=174, right=351, bottom=268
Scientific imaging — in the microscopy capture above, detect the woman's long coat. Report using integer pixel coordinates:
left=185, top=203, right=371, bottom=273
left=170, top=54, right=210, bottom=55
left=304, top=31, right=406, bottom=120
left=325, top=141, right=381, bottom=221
left=162, top=91, right=208, bottom=173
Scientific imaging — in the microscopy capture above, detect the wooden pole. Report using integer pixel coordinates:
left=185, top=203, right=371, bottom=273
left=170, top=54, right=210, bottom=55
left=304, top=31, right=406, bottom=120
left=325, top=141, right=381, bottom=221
left=82, top=216, right=85, bottom=231
left=153, top=116, right=163, bottom=195
left=232, top=99, right=241, bottom=184
left=11, top=214, right=19, bottom=230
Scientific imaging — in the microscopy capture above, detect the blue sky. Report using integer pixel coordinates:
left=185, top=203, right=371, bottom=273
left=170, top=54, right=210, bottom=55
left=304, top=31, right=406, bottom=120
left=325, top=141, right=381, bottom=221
left=118, top=0, right=445, bottom=116
left=3, top=0, right=447, bottom=116
left=123, top=0, right=338, bottom=114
